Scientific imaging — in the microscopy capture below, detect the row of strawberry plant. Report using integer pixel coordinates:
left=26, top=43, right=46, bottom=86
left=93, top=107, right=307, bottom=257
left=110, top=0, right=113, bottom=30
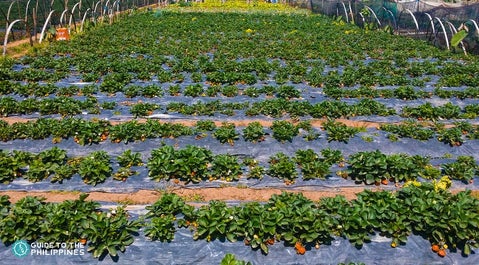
left=324, top=86, right=479, bottom=100
left=147, top=145, right=343, bottom=184
left=0, top=80, right=301, bottom=100
left=166, top=99, right=479, bottom=120
left=0, top=118, right=193, bottom=145
left=339, top=150, right=478, bottom=184
left=2, top=95, right=477, bottom=121
left=165, top=98, right=393, bottom=118
left=0, top=147, right=143, bottom=185
left=1, top=117, right=479, bottom=147
left=145, top=146, right=477, bottom=185
left=145, top=183, right=479, bottom=258
left=3, top=182, right=477, bottom=261
left=2, top=80, right=479, bottom=107
left=0, top=96, right=111, bottom=117
left=3, top=146, right=476, bottom=186
left=0, top=194, right=141, bottom=259
left=401, top=102, right=479, bottom=121
left=381, top=120, right=479, bottom=146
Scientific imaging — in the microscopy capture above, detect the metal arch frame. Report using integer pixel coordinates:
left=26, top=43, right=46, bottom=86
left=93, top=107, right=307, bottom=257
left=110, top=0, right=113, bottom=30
left=405, top=9, right=419, bottom=33
left=25, top=0, right=32, bottom=22
left=80, top=8, right=91, bottom=31
left=112, top=0, right=121, bottom=15
left=108, top=8, right=114, bottom=24
left=93, top=0, right=102, bottom=22
left=364, top=5, right=381, bottom=28
left=94, top=0, right=102, bottom=15
left=444, top=20, right=467, bottom=55
left=6, top=0, right=19, bottom=30
left=39, top=10, right=56, bottom=43
left=424, top=12, right=435, bottom=37
left=60, top=9, right=70, bottom=27
left=468, top=19, right=479, bottom=35
left=68, top=2, right=82, bottom=31
left=348, top=1, right=354, bottom=24
left=3, top=19, right=25, bottom=56
left=381, top=6, right=396, bottom=30
left=104, top=0, right=111, bottom=16
left=340, top=2, right=349, bottom=23
left=433, top=17, right=450, bottom=50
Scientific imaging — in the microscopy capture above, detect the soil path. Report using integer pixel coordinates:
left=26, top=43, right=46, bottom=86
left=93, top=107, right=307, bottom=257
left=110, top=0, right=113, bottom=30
left=0, top=186, right=373, bottom=204
left=0, top=186, right=474, bottom=204
left=0, top=116, right=400, bottom=128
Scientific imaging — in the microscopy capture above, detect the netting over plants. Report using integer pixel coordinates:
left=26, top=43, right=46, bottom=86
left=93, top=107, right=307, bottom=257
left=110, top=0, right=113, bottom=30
left=287, top=0, right=479, bottom=53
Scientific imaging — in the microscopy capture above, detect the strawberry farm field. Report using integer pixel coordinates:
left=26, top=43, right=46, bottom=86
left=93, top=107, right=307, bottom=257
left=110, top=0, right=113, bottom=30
left=0, top=1, right=479, bottom=264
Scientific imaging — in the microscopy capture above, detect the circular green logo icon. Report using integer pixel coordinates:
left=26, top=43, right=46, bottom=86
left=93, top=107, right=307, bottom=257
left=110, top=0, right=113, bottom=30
left=12, top=240, right=30, bottom=258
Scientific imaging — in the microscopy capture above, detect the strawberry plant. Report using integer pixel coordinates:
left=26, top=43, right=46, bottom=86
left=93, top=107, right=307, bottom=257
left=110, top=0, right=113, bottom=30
left=242, top=121, right=266, bottom=143
left=268, top=153, right=297, bottom=184
left=443, top=156, right=478, bottom=183
left=117, top=150, right=143, bottom=168
left=195, top=120, right=217, bottom=132
left=320, top=148, right=344, bottom=165
left=244, top=87, right=261, bottom=98
left=347, top=150, right=388, bottom=185
left=148, top=145, right=213, bottom=183
left=0, top=97, right=19, bottom=116
left=130, top=103, right=158, bottom=117
left=270, top=120, right=298, bottom=143
left=322, top=119, right=362, bottom=143
left=242, top=158, right=265, bottom=179
left=101, top=101, right=117, bottom=110
left=210, top=154, right=242, bottom=181
left=294, top=149, right=331, bottom=180
left=73, top=119, right=110, bottom=146
left=206, top=85, right=221, bottom=97
left=393, top=85, right=424, bottom=100
left=168, top=84, right=181, bottom=96
left=24, top=159, right=52, bottom=183
left=276, top=85, right=301, bottom=99
left=221, top=85, right=239, bottom=97
left=233, top=201, right=280, bottom=254
left=113, top=167, right=137, bottom=182
left=85, top=206, right=141, bottom=259
left=184, top=84, right=204, bottom=97
left=147, top=145, right=177, bottom=182
left=0, top=151, right=24, bottom=183
left=386, top=154, right=426, bottom=183
left=309, top=100, right=347, bottom=118
left=78, top=151, right=112, bottom=186
left=220, top=254, right=252, bottom=265
left=108, top=120, right=142, bottom=144
left=122, top=85, right=142, bottom=98
left=354, top=98, right=395, bottom=116
left=145, top=193, right=194, bottom=242
left=99, top=73, right=133, bottom=94
left=38, top=193, right=100, bottom=245
left=50, top=164, right=76, bottom=184
left=437, top=127, right=464, bottom=146
left=142, top=84, right=164, bottom=98
left=146, top=193, right=192, bottom=218
left=214, top=122, right=239, bottom=145
left=193, top=200, right=236, bottom=242
left=380, top=121, right=434, bottom=141
left=247, top=165, right=265, bottom=180
left=144, top=214, right=176, bottom=242
left=0, top=196, right=47, bottom=243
